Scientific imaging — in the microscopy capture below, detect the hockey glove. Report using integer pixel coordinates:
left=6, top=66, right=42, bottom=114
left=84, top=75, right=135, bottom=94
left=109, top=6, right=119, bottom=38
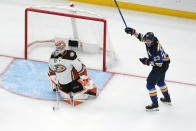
left=125, top=27, right=136, bottom=35
left=139, top=58, right=150, bottom=66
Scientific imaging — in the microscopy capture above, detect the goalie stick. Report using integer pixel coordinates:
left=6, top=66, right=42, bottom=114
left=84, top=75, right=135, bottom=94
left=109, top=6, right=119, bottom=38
left=47, top=72, right=60, bottom=111
left=113, top=0, right=128, bottom=28
left=53, top=83, right=60, bottom=111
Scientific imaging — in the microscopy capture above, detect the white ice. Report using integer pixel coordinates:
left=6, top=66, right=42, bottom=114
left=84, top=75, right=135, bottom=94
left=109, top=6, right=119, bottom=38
left=0, top=0, right=196, bottom=131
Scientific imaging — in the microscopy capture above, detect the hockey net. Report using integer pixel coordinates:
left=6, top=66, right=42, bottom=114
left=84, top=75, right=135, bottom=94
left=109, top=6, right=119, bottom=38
left=25, top=5, right=117, bottom=71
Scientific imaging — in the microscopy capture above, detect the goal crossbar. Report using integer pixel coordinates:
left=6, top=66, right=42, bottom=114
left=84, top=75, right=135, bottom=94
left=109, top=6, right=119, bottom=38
left=25, top=7, right=107, bottom=71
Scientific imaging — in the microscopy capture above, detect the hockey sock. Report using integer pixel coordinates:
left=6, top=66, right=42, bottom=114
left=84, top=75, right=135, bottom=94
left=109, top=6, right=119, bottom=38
left=157, top=82, right=169, bottom=97
left=146, top=83, right=158, bottom=102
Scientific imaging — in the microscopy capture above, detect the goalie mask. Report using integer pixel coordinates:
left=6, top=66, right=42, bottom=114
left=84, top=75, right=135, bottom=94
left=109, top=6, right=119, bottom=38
left=54, top=40, right=66, bottom=56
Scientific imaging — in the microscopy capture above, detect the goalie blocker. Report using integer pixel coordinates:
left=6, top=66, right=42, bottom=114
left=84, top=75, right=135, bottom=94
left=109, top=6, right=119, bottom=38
left=48, top=40, right=97, bottom=106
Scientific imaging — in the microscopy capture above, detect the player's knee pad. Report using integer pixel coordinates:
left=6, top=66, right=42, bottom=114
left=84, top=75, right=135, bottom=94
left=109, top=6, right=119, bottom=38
left=146, top=83, right=155, bottom=91
left=147, top=69, right=161, bottom=85
left=157, top=81, right=166, bottom=87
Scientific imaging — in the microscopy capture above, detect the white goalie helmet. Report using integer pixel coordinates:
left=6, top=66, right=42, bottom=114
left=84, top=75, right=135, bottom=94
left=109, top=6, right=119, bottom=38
left=54, top=40, right=66, bottom=56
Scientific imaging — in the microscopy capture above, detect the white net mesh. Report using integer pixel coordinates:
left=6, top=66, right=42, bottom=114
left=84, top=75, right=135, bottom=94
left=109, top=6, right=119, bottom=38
left=26, top=5, right=117, bottom=71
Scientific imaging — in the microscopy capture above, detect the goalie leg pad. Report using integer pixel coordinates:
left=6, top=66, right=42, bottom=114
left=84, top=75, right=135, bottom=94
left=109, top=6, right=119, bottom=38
left=59, top=80, right=84, bottom=106
left=72, top=81, right=97, bottom=106
left=47, top=72, right=57, bottom=92
left=86, top=87, right=97, bottom=96
left=59, top=88, right=72, bottom=105
left=72, top=89, right=89, bottom=106
left=78, top=76, right=97, bottom=96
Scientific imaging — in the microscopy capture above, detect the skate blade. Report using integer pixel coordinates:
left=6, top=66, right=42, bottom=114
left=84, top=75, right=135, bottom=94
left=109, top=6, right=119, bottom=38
left=161, top=102, right=172, bottom=105
left=146, top=108, right=159, bottom=112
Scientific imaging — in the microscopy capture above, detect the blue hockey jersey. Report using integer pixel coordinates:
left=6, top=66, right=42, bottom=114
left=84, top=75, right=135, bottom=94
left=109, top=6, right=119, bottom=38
left=137, top=33, right=170, bottom=67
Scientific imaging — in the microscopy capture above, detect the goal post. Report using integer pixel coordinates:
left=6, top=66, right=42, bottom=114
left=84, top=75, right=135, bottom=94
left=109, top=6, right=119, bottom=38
left=25, top=6, right=116, bottom=72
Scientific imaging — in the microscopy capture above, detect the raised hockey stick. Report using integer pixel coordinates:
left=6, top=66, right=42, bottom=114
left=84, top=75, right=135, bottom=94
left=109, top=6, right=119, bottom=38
left=113, top=0, right=128, bottom=28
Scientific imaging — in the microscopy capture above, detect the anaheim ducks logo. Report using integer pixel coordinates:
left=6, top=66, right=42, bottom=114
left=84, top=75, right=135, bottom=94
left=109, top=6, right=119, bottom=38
left=54, top=64, right=66, bottom=72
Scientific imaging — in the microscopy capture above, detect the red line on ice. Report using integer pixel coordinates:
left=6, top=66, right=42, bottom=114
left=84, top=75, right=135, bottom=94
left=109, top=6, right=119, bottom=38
left=0, top=54, right=196, bottom=87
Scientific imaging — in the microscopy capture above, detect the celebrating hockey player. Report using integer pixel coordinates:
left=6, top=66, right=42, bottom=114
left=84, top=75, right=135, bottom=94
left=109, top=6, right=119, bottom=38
left=125, top=28, right=171, bottom=111
left=47, top=40, right=97, bottom=106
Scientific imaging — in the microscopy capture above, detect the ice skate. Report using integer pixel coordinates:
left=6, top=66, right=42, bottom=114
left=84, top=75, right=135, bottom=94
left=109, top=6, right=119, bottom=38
left=160, top=94, right=171, bottom=105
left=145, top=101, right=159, bottom=111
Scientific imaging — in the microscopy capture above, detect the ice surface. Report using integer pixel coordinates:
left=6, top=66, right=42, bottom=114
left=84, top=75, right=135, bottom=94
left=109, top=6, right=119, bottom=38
left=0, top=59, right=112, bottom=100
left=0, top=1, right=196, bottom=131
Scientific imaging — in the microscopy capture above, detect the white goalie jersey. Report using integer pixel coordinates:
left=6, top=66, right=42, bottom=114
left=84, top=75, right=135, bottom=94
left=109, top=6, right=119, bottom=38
left=48, top=40, right=97, bottom=106
left=48, top=50, right=86, bottom=85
